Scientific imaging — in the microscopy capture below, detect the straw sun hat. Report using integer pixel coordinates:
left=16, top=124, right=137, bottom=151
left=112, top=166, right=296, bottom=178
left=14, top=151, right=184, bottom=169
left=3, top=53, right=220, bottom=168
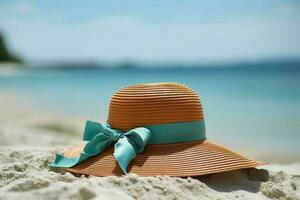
left=51, top=82, right=263, bottom=177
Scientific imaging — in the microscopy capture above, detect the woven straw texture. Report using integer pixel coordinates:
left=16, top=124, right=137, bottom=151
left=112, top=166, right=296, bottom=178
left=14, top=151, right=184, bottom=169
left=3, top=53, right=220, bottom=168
left=67, top=82, right=262, bottom=177
left=108, top=82, right=203, bottom=131
left=68, top=140, right=261, bottom=177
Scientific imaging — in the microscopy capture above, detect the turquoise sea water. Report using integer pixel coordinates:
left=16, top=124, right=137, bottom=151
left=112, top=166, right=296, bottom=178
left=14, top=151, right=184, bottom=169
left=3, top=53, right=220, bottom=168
left=0, top=66, right=299, bottom=159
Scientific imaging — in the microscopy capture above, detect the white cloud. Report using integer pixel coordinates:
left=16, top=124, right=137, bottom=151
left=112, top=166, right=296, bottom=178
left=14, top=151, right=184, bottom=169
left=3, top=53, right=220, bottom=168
left=10, top=1, right=34, bottom=15
left=0, top=15, right=300, bottom=62
left=275, top=3, right=299, bottom=14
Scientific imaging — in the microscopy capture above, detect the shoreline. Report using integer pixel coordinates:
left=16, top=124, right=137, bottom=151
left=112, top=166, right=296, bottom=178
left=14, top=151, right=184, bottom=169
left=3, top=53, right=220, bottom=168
left=0, top=63, right=24, bottom=76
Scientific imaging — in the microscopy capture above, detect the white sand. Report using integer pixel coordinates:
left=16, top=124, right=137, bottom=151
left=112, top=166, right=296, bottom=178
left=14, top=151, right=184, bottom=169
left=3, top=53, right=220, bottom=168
left=0, top=94, right=300, bottom=200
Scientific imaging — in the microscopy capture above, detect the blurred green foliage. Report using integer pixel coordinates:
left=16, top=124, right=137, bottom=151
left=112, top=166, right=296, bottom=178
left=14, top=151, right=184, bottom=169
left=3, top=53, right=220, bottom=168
left=0, top=33, right=22, bottom=63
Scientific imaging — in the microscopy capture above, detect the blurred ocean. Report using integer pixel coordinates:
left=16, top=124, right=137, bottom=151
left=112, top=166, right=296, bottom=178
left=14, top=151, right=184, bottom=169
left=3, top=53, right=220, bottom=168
left=0, top=65, right=299, bottom=159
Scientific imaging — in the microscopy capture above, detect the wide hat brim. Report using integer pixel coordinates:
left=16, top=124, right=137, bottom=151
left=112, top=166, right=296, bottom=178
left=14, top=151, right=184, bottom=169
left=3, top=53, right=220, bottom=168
left=67, top=140, right=264, bottom=177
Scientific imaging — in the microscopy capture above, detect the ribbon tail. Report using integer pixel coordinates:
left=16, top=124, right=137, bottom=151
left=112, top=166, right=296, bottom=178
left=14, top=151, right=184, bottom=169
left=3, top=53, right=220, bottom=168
left=50, top=135, right=112, bottom=168
left=50, top=152, right=90, bottom=168
left=114, top=137, right=137, bottom=174
left=114, top=127, right=151, bottom=174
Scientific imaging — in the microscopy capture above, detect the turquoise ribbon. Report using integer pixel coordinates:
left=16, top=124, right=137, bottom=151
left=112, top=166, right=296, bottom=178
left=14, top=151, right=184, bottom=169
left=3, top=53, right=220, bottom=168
left=50, top=121, right=151, bottom=174
left=147, top=120, right=206, bottom=144
left=50, top=120, right=206, bottom=174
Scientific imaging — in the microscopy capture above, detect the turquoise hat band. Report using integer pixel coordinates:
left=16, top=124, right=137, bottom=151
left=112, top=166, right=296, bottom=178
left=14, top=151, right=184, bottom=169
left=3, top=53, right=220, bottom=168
left=145, top=119, right=206, bottom=144
left=50, top=119, right=206, bottom=174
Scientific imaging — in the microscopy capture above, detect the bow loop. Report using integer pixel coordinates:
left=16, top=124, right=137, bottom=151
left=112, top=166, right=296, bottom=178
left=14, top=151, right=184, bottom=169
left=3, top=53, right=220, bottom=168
left=83, top=120, right=107, bottom=141
left=124, top=127, right=151, bottom=153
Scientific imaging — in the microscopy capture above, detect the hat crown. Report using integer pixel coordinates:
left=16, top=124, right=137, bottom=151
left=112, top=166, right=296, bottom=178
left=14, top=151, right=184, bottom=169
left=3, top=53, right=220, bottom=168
left=108, top=82, right=204, bottom=131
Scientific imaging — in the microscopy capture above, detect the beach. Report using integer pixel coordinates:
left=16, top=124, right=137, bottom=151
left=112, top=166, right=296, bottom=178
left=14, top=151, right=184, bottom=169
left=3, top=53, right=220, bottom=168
left=1, top=0, right=300, bottom=197
left=0, top=93, right=300, bottom=200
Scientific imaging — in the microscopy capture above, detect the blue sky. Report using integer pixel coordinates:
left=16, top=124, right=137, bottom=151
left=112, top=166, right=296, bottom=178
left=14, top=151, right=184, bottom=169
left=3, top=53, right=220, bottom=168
left=0, top=0, right=300, bottom=62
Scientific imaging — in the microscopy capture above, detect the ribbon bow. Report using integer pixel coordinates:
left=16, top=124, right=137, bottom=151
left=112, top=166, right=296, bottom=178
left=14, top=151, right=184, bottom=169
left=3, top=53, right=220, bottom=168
left=51, top=121, right=151, bottom=174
